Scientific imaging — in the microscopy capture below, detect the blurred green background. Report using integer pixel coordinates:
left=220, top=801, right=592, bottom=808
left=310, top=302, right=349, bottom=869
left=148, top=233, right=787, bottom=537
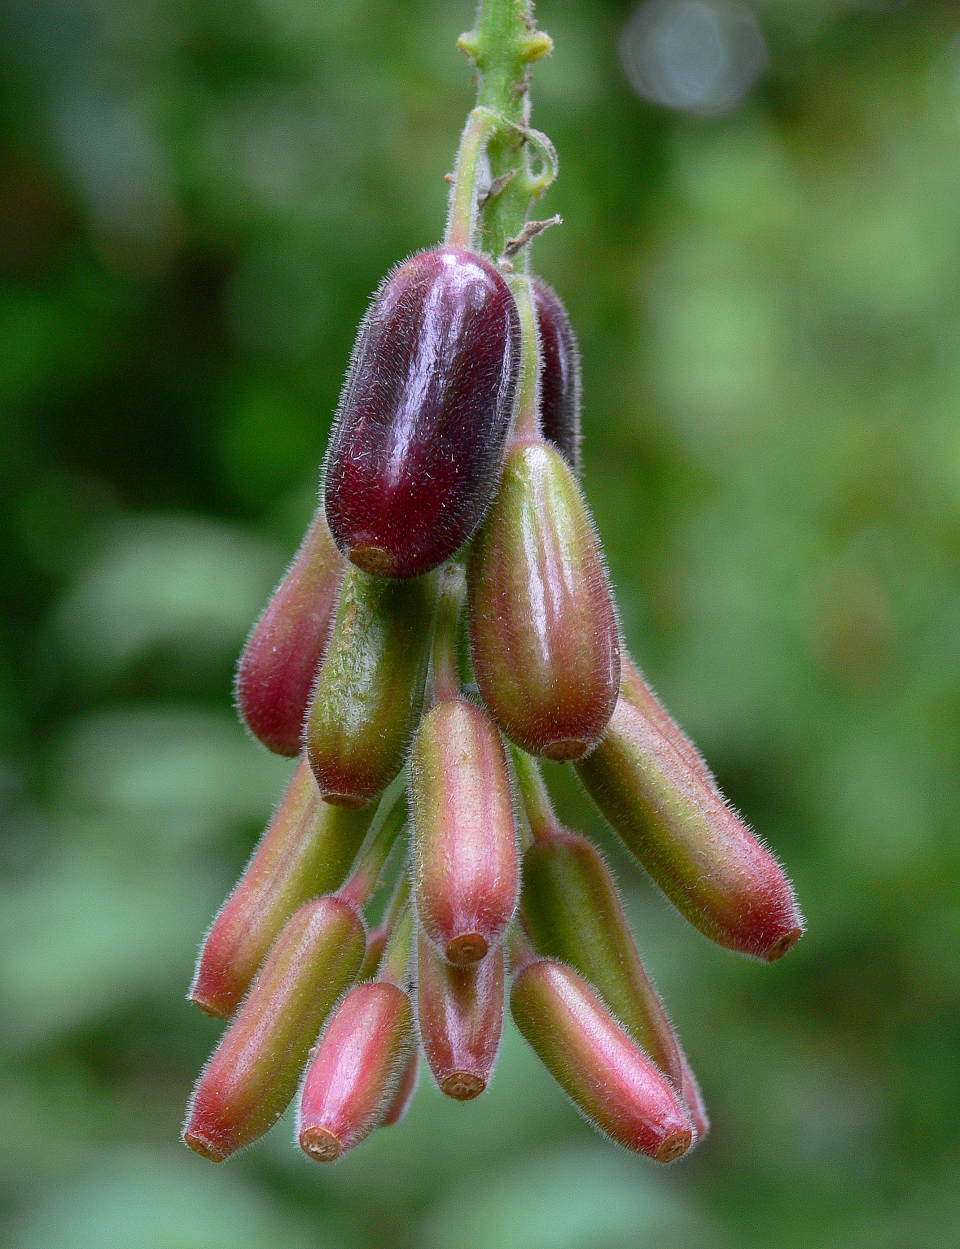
left=2, top=0, right=959, bottom=1245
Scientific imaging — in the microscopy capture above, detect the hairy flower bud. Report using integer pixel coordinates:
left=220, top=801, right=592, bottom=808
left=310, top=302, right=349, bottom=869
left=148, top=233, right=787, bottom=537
left=511, top=959, right=692, bottom=1162
left=190, top=758, right=373, bottom=1019
left=678, top=1047, right=709, bottom=1144
left=324, top=246, right=520, bottom=579
left=183, top=896, right=365, bottom=1162
left=576, top=697, right=804, bottom=961
left=532, top=278, right=580, bottom=472
left=468, top=440, right=620, bottom=761
left=235, top=507, right=345, bottom=756
left=521, top=829, right=682, bottom=1087
left=619, top=652, right=706, bottom=776
left=417, top=930, right=504, bottom=1100
left=298, top=981, right=416, bottom=1161
left=306, top=567, right=437, bottom=807
left=411, top=698, right=518, bottom=965
left=381, top=1047, right=420, bottom=1126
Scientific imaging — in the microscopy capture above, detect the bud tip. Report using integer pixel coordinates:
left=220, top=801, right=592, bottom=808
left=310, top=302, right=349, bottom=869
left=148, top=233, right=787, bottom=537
left=541, top=738, right=588, bottom=762
left=654, top=1128, right=692, bottom=1164
left=187, top=991, right=231, bottom=1021
left=299, top=1126, right=342, bottom=1162
left=182, top=1131, right=226, bottom=1163
left=439, top=1071, right=486, bottom=1101
left=764, top=926, right=804, bottom=962
left=349, top=546, right=396, bottom=577
left=321, top=792, right=371, bottom=810
left=445, top=933, right=489, bottom=965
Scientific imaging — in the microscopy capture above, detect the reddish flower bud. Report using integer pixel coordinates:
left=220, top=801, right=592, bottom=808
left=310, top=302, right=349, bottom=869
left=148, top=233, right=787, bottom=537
left=183, top=896, right=365, bottom=1162
left=380, top=1047, right=419, bottom=1126
left=521, top=829, right=682, bottom=1087
left=417, top=929, right=504, bottom=1100
left=411, top=698, right=518, bottom=965
left=324, top=246, right=520, bottom=579
left=297, top=981, right=416, bottom=1162
left=235, top=507, right=345, bottom=756
left=306, top=567, right=437, bottom=807
left=619, top=652, right=706, bottom=777
left=576, top=697, right=804, bottom=961
left=532, top=278, right=580, bottom=472
left=511, top=959, right=692, bottom=1162
left=190, top=758, right=374, bottom=1019
left=468, top=441, right=620, bottom=761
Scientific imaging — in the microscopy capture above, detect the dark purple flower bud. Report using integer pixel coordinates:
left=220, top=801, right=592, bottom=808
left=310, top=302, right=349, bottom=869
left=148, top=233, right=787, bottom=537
left=306, top=567, right=437, bottom=807
left=417, top=929, right=504, bottom=1099
left=532, top=278, right=580, bottom=471
left=183, top=896, right=365, bottom=1161
left=189, top=758, right=374, bottom=1019
left=576, top=696, right=804, bottom=961
left=297, top=981, right=416, bottom=1161
left=468, top=441, right=620, bottom=760
left=235, top=507, right=345, bottom=757
left=324, top=246, right=521, bottom=579
left=411, top=698, right=518, bottom=965
left=511, top=958, right=692, bottom=1162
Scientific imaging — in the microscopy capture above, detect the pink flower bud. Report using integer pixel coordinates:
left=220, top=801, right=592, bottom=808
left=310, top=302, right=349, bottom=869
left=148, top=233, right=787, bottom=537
left=324, top=246, right=520, bottom=579
left=306, top=567, right=437, bottom=807
left=468, top=441, right=620, bottom=761
left=183, top=896, right=365, bottom=1162
left=189, top=758, right=374, bottom=1018
left=521, top=829, right=682, bottom=1087
left=297, top=981, right=416, bottom=1161
left=411, top=698, right=518, bottom=965
left=576, top=696, right=804, bottom=961
left=235, top=507, right=345, bottom=756
left=417, top=929, right=504, bottom=1100
left=511, top=959, right=692, bottom=1162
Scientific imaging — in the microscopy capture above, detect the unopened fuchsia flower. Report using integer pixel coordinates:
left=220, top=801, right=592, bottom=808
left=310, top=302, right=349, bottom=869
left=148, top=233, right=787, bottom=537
left=184, top=0, right=803, bottom=1168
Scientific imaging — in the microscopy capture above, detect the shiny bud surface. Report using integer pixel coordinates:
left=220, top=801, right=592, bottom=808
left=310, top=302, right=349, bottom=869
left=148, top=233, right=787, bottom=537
left=298, top=981, right=416, bottom=1161
left=521, top=830, right=682, bottom=1087
left=189, top=758, right=373, bottom=1019
left=306, top=567, right=436, bottom=807
left=411, top=698, right=518, bottom=965
left=324, top=246, right=521, bottom=579
left=511, top=960, right=692, bottom=1162
left=532, top=278, right=580, bottom=472
left=235, top=508, right=344, bottom=756
left=468, top=440, right=620, bottom=761
left=576, top=697, right=804, bottom=961
left=417, top=930, right=504, bottom=1100
left=183, top=896, right=365, bottom=1162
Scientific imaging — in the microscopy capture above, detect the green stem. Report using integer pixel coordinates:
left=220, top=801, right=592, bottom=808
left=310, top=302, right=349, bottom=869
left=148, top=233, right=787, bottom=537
left=511, top=745, right=560, bottom=841
left=508, top=272, right=540, bottom=440
left=379, top=899, right=414, bottom=987
left=337, top=776, right=408, bottom=910
left=449, top=0, right=554, bottom=261
left=430, top=562, right=467, bottom=703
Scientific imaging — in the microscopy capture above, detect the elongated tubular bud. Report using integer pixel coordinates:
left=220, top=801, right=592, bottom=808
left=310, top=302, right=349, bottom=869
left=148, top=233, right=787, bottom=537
left=324, top=246, right=521, bottom=579
left=183, top=896, right=366, bottom=1162
left=575, top=697, right=804, bottom=961
left=468, top=441, right=620, bottom=761
left=520, top=830, right=682, bottom=1088
left=306, top=567, right=437, bottom=807
left=411, top=698, right=518, bottom=965
left=619, top=652, right=707, bottom=778
left=511, top=959, right=692, bottom=1162
left=190, top=758, right=374, bottom=1018
left=235, top=507, right=345, bottom=756
left=381, top=1047, right=419, bottom=1126
left=531, top=278, right=581, bottom=472
left=297, top=981, right=416, bottom=1162
left=678, top=1047, right=709, bottom=1145
left=417, top=929, right=504, bottom=1100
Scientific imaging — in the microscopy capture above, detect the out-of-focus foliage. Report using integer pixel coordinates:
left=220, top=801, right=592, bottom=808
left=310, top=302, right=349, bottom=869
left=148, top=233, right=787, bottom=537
left=1, top=0, right=959, bottom=1245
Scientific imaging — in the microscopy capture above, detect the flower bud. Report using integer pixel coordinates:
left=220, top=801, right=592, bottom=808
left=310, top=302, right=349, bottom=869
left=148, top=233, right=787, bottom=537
left=324, top=246, right=520, bottom=579
left=306, top=567, right=437, bottom=807
left=297, top=981, right=416, bottom=1162
left=520, top=829, right=682, bottom=1087
left=417, top=929, right=504, bottom=1100
left=576, top=697, right=804, bottom=961
left=235, top=507, right=344, bottom=756
left=532, top=278, right=580, bottom=472
left=511, top=959, right=692, bottom=1162
left=468, top=441, right=620, bottom=761
left=183, top=896, right=365, bottom=1162
left=381, top=1047, right=419, bottom=1126
left=619, top=652, right=706, bottom=777
left=411, top=698, right=518, bottom=965
left=678, top=1047, right=709, bottom=1144
left=190, top=758, right=373, bottom=1019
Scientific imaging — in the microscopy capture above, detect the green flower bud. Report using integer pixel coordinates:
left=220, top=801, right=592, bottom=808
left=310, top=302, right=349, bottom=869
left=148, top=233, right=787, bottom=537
left=306, top=567, right=437, bottom=807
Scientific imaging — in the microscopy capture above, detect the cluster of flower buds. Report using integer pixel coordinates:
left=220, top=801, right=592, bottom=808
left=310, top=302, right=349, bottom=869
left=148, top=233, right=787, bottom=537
left=183, top=9, right=803, bottom=1169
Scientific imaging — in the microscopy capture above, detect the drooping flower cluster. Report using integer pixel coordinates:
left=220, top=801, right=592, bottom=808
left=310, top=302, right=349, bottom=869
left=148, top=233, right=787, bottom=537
left=183, top=3, right=803, bottom=1169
